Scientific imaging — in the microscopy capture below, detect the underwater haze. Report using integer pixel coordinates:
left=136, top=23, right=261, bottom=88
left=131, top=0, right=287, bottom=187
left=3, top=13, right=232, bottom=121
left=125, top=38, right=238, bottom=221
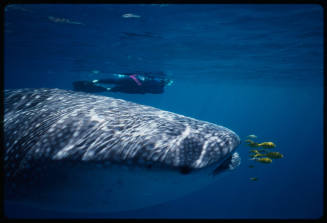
left=4, top=3, right=324, bottom=219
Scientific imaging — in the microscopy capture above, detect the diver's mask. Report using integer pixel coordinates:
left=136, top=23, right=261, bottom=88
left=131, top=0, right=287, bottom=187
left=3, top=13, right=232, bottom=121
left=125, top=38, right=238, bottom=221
left=113, top=73, right=127, bottom=78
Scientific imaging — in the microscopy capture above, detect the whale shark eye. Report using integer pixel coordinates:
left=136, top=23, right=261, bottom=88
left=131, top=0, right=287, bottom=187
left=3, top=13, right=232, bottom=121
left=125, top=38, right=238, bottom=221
left=179, top=165, right=192, bottom=175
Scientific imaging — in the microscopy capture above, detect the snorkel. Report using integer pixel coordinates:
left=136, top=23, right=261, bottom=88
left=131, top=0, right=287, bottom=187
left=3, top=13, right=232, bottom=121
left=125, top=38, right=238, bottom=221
left=165, top=79, right=174, bottom=86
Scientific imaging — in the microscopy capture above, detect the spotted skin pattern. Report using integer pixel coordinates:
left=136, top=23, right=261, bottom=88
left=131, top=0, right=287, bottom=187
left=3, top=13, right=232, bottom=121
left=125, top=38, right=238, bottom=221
left=4, top=88, right=240, bottom=205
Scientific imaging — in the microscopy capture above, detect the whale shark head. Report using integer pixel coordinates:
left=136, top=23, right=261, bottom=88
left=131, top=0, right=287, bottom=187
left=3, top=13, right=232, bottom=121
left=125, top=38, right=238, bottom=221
left=4, top=88, right=241, bottom=213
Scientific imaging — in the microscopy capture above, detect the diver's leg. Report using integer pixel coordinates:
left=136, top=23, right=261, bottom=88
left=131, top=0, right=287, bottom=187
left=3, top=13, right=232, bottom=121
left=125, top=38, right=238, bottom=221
left=107, top=85, right=126, bottom=92
left=73, top=81, right=109, bottom=93
left=95, top=78, right=121, bottom=84
left=108, top=85, right=145, bottom=94
left=95, top=74, right=132, bottom=85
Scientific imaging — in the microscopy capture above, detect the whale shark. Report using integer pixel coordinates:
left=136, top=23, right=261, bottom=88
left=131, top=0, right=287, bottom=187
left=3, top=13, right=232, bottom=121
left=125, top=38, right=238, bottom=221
left=4, top=88, right=241, bottom=213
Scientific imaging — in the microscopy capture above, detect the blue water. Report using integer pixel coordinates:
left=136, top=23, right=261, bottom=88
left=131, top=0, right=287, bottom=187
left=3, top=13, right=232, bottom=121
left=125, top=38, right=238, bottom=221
left=4, top=3, right=323, bottom=219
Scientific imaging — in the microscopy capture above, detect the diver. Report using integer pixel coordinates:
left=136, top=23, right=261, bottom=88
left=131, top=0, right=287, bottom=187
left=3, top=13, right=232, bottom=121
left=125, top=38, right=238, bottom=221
left=73, top=72, right=173, bottom=94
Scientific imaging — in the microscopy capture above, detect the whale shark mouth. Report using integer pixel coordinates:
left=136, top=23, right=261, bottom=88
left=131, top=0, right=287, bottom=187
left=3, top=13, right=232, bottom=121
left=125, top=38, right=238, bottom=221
left=177, top=151, right=241, bottom=176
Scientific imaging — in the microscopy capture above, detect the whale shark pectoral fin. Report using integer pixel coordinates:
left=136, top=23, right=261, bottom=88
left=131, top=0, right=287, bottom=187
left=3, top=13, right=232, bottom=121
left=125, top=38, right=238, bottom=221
left=212, top=152, right=241, bottom=176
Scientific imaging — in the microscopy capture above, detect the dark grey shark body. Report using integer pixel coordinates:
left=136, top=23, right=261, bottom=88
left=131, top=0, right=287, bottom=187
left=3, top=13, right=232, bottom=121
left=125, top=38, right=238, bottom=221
left=4, top=88, right=241, bottom=212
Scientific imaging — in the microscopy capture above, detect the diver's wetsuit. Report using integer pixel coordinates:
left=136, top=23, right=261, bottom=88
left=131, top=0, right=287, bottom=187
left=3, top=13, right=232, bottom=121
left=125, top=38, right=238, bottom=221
left=73, top=73, right=170, bottom=94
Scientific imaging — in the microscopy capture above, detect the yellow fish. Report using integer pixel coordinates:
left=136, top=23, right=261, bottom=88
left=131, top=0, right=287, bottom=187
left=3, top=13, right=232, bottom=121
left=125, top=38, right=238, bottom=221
left=245, top=139, right=254, bottom=143
left=245, top=139, right=260, bottom=147
left=254, top=157, right=272, bottom=164
left=250, top=177, right=258, bottom=181
left=249, top=142, right=260, bottom=148
left=249, top=153, right=265, bottom=158
left=258, top=142, right=276, bottom=148
left=265, top=152, right=284, bottom=159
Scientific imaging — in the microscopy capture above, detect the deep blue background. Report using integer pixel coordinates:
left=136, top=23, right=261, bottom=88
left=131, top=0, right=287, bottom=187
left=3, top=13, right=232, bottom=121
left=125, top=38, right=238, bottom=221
left=4, top=4, right=323, bottom=219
